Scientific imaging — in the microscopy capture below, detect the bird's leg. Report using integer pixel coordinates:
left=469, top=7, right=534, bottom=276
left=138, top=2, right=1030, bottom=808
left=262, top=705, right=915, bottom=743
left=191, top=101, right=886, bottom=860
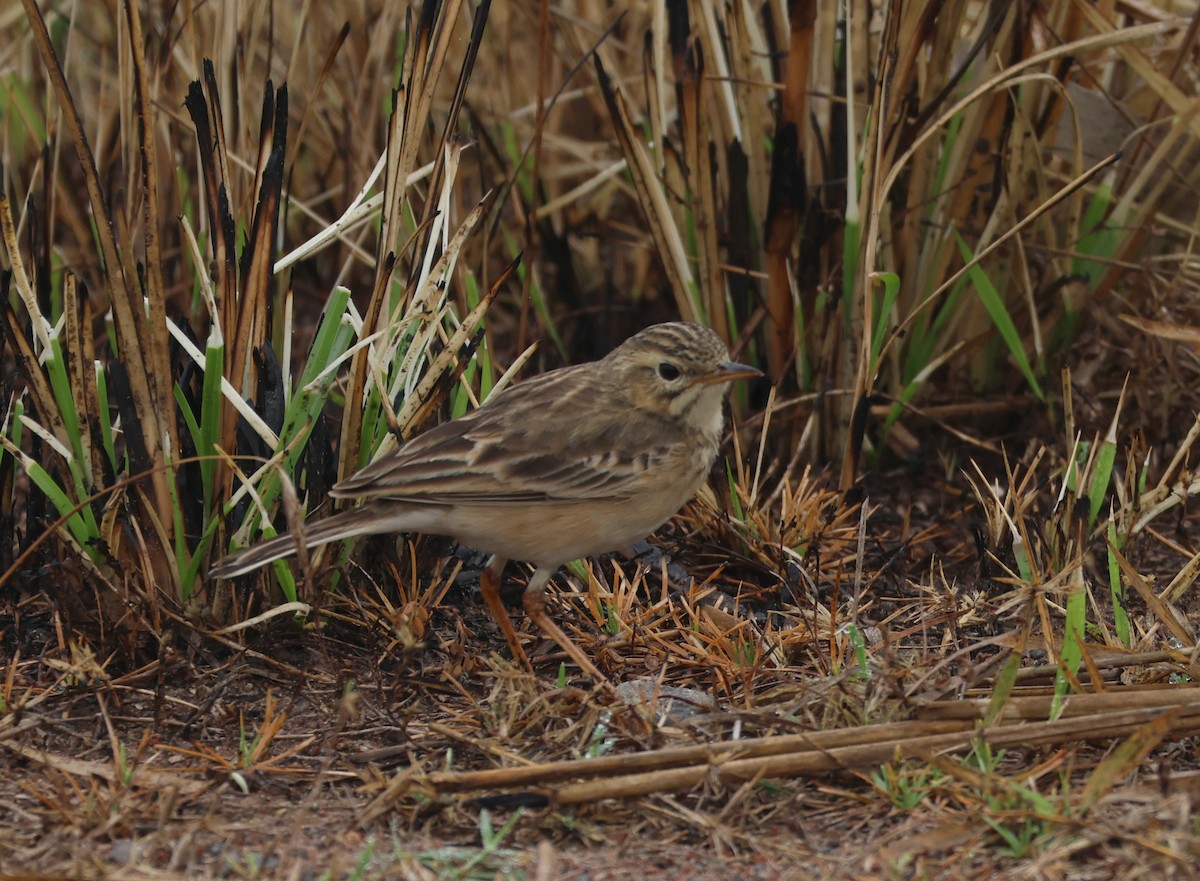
left=523, top=567, right=614, bottom=692
left=479, top=556, right=533, bottom=672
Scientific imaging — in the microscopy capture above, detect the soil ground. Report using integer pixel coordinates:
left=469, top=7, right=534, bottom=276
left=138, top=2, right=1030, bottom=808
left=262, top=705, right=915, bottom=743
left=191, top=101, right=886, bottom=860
left=4, top=469, right=1200, bottom=881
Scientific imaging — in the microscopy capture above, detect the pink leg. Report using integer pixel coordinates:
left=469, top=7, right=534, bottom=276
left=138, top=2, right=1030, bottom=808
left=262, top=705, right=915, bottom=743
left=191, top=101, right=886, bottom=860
left=479, top=557, right=533, bottom=673
left=523, top=567, right=615, bottom=695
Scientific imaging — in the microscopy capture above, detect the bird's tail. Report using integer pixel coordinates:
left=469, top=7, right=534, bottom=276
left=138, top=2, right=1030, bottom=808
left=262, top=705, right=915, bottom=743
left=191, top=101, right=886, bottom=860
left=208, top=507, right=387, bottom=580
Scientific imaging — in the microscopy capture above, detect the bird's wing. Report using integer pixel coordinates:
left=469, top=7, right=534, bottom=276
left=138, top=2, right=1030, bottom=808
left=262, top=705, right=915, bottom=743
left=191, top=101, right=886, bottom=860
left=332, top=365, right=684, bottom=505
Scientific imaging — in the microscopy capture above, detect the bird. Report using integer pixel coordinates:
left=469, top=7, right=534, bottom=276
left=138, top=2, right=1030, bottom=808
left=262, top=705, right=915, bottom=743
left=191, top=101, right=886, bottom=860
left=209, top=321, right=761, bottom=684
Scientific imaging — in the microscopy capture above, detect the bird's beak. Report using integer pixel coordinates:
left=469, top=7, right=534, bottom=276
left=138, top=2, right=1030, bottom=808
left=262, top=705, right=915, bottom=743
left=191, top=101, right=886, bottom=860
left=693, top=359, right=763, bottom=386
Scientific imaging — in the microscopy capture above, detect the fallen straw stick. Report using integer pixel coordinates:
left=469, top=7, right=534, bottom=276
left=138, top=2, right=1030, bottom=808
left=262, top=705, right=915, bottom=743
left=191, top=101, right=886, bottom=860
left=422, top=718, right=973, bottom=793
left=1012, top=648, right=1193, bottom=682
left=921, top=684, right=1200, bottom=721
left=545, top=705, right=1200, bottom=806
left=406, top=694, right=1200, bottom=807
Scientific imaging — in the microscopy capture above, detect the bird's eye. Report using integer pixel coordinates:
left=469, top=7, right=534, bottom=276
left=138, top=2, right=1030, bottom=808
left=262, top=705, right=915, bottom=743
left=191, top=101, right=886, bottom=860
left=657, top=362, right=681, bottom=381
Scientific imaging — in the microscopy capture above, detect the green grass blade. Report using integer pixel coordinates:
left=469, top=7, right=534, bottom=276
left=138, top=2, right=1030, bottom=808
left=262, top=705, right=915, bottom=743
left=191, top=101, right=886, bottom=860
left=1107, top=523, right=1130, bottom=648
left=869, top=271, right=900, bottom=372
left=955, top=232, right=1045, bottom=400
left=95, top=365, right=120, bottom=473
left=1051, top=568, right=1087, bottom=719
left=1086, top=435, right=1116, bottom=529
left=199, top=338, right=226, bottom=522
left=983, top=649, right=1022, bottom=729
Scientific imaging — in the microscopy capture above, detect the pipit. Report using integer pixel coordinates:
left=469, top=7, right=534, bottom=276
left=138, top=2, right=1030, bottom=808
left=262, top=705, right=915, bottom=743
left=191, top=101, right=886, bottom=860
left=209, top=322, right=760, bottom=683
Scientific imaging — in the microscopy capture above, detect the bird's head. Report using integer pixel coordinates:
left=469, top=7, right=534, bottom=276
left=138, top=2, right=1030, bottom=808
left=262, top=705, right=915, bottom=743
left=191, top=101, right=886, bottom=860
left=607, top=322, right=761, bottom=433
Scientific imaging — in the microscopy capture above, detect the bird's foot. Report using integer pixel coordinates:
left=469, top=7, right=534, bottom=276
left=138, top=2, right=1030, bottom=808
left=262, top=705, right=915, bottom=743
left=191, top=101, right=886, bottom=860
left=523, top=591, right=617, bottom=699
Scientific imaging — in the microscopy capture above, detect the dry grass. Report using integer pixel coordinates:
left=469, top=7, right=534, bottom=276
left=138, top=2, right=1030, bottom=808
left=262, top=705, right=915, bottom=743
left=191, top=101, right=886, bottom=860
left=3, top=0, right=1200, bottom=879
left=5, top=531, right=1200, bottom=879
